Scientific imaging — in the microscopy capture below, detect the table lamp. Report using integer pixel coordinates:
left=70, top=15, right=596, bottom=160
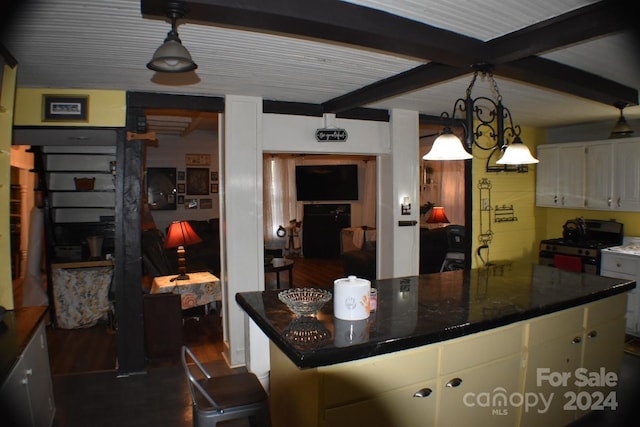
left=164, top=220, right=202, bottom=281
left=426, top=206, right=450, bottom=227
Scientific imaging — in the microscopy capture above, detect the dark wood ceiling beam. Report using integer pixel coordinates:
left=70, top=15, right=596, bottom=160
left=486, top=1, right=630, bottom=64
left=323, top=63, right=466, bottom=113
left=495, top=57, right=638, bottom=107
left=141, top=0, right=485, bottom=68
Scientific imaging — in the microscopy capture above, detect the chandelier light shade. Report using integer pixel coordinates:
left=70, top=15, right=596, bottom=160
left=147, top=2, right=197, bottom=73
left=496, top=136, right=539, bottom=165
left=425, top=65, right=538, bottom=167
left=609, top=103, right=634, bottom=139
left=423, top=127, right=472, bottom=160
left=164, top=220, right=203, bottom=281
left=426, top=206, right=450, bottom=224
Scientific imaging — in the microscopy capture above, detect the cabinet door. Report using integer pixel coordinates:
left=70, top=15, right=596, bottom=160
left=614, top=138, right=640, bottom=211
left=557, top=145, right=585, bottom=208
left=585, top=142, right=614, bottom=210
left=601, top=252, right=639, bottom=336
left=535, top=146, right=559, bottom=207
left=0, top=356, right=33, bottom=427
left=437, top=355, right=522, bottom=427
left=24, top=323, right=56, bottom=427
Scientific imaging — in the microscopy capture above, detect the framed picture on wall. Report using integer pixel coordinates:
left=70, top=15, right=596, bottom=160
left=177, top=183, right=185, bottom=193
left=211, top=183, right=218, bottom=194
left=43, top=94, right=89, bottom=121
left=200, top=198, right=213, bottom=209
left=146, top=167, right=177, bottom=210
left=177, top=195, right=185, bottom=205
left=186, top=167, right=210, bottom=195
left=185, top=198, right=198, bottom=209
left=177, top=170, right=185, bottom=181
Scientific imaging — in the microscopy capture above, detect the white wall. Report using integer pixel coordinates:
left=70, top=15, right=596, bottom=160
left=144, top=130, right=219, bottom=232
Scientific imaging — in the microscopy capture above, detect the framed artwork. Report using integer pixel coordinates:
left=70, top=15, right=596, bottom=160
left=177, top=183, right=185, bottom=193
left=200, top=198, right=213, bottom=209
left=211, top=171, right=218, bottom=182
left=146, top=167, right=177, bottom=210
left=43, top=94, right=89, bottom=121
left=177, top=195, right=185, bottom=205
left=211, top=183, right=219, bottom=194
left=185, top=153, right=211, bottom=166
left=186, top=167, right=210, bottom=195
left=185, top=199, right=198, bottom=209
left=177, top=170, right=185, bottom=181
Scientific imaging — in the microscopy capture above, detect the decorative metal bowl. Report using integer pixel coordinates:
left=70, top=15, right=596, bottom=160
left=278, top=288, right=332, bottom=317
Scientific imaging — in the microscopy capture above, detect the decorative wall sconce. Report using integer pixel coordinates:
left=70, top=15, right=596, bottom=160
left=423, top=64, right=539, bottom=168
left=401, top=197, right=411, bottom=215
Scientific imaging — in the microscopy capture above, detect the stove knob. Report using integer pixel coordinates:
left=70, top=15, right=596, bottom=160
left=584, top=250, right=590, bottom=256
left=577, top=249, right=583, bottom=255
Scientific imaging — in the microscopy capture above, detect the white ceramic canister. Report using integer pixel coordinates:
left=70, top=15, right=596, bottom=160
left=333, top=275, right=371, bottom=320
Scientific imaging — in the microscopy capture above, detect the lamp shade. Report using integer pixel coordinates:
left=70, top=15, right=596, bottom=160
left=164, top=221, right=202, bottom=249
left=426, top=206, right=450, bottom=224
left=147, top=34, right=197, bottom=73
left=423, top=132, right=472, bottom=161
left=609, top=110, right=634, bottom=138
left=495, top=137, right=539, bottom=165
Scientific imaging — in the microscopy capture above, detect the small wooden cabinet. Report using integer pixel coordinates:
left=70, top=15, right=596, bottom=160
left=0, top=319, right=56, bottom=427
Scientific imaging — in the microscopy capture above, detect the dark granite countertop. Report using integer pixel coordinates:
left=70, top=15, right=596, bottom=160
left=0, top=306, right=49, bottom=384
left=236, top=263, right=635, bottom=369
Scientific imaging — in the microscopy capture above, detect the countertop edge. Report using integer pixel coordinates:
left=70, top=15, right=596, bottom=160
left=237, top=281, right=635, bottom=370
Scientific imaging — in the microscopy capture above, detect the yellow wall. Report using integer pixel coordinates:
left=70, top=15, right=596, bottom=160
left=14, top=88, right=126, bottom=126
left=471, top=126, right=546, bottom=268
left=536, top=208, right=640, bottom=241
left=0, top=65, right=17, bottom=308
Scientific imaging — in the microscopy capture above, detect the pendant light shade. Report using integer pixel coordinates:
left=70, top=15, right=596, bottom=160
left=423, top=128, right=472, bottom=161
left=609, top=103, right=634, bottom=139
left=496, top=136, right=539, bottom=165
left=147, top=2, right=197, bottom=73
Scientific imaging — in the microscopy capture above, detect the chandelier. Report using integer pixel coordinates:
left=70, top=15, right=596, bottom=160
left=423, top=65, right=539, bottom=168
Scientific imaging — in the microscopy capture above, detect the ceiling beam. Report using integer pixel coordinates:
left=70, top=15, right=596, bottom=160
left=141, top=0, right=638, bottom=112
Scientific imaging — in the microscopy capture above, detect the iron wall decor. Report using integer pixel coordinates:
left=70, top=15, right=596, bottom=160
left=43, top=94, right=89, bottom=121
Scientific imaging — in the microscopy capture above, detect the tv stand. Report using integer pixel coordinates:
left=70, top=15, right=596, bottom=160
left=302, top=204, right=351, bottom=258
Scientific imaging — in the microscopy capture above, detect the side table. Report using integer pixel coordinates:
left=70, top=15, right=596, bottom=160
left=264, top=258, right=294, bottom=289
left=151, top=271, right=221, bottom=310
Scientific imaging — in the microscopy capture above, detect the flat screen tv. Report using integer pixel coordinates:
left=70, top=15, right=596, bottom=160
left=295, top=164, right=358, bottom=201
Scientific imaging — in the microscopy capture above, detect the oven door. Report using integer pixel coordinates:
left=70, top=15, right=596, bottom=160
left=539, top=250, right=599, bottom=274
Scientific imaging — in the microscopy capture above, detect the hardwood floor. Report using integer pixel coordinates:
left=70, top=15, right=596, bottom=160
left=26, top=255, right=346, bottom=376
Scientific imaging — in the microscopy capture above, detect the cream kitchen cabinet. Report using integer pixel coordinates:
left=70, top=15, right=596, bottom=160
left=601, top=250, right=640, bottom=336
left=538, top=137, right=640, bottom=212
left=535, top=143, right=585, bottom=208
left=0, top=319, right=56, bottom=427
left=270, top=324, right=524, bottom=427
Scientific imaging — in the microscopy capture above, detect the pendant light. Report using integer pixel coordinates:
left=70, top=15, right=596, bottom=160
left=609, top=102, right=634, bottom=139
left=424, top=65, right=538, bottom=166
left=147, top=1, right=197, bottom=73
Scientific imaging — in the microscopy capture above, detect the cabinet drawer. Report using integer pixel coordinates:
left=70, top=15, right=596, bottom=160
left=321, top=345, right=438, bottom=407
left=440, top=323, right=522, bottom=375
left=601, top=254, right=638, bottom=276
left=528, top=306, right=583, bottom=347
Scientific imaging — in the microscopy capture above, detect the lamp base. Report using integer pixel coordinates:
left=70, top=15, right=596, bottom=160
left=170, top=273, right=190, bottom=282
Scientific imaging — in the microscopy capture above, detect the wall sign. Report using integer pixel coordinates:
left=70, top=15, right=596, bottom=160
left=315, top=128, right=348, bottom=142
left=43, top=94, right=89, bottom=121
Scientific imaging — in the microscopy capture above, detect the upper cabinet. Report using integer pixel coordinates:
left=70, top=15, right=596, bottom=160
left=536, top=137, right=640, bottom=212
left=535, top=143, right=585, bottom=208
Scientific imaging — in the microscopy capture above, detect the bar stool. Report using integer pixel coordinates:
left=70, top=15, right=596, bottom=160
left=181, top=346, right=271, bottom=426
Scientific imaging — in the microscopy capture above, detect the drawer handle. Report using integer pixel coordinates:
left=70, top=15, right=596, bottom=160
left=446, top=378, right=463, bottom=388
left=413, top=388, right=433, bottom=398
left=572, top=336, right=582, bottom=344
left=587, top=330, right=598, bottom=339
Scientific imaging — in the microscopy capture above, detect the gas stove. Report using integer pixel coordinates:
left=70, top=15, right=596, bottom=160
left=539, top=219, right=624, bottom=274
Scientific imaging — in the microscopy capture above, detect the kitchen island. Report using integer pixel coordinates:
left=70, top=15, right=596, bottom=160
left=236, top=263, right=635, bottom=427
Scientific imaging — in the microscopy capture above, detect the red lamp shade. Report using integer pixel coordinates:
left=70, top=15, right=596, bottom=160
left=426, top=206, right=450, bottom=224
left=164, top=221, right=202, bottom=281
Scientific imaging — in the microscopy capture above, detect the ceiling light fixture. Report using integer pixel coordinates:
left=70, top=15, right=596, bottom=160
left=147, top=1, right=197, bottom=73
left=423, top=65, right=538, bottom=168
left=609, top=102, right=634, bottom=139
